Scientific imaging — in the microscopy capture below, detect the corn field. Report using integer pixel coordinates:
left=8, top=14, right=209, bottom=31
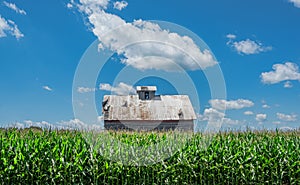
left=0, top=128, right=299, bottom=184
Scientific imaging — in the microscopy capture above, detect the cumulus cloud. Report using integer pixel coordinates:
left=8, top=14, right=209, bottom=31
left=223, top=118, right=244, bottom=125
left=284, top=81, right=293, bottom=88
left=226, top=34, right=271, bottom=55
left=261, top=62, right=300, bottom=84
left=99, top=82, right=136, bottom=95
left=97, top=116, right=104, bottom=122
left=198, top=108, right=225, bottom=123
left=199, top=108, right=243, bottom=127
left=77, top=87, right=96, bottom=93
left=204, top=108, right=225, bottom=121
left=12, top=119, right=103, bottom=130
left=0, top=15, right=23, bottom=39
left=279, top=126, right=294, bottom=131
left=56, top=118, right=103, bottom=130
left=262, top=104, right=270, bottom=109
left=276, top=113, right=297, bottom=122
left=244, top=111, right=254, bottom=115
left=232, top=39, right=271, bottom=55
left=69, top=0, right=217, bottom=71
left=113, top=1, right=128, bottom=10
left=57, top=118, right=87, bottom=128
left=209, top=99, right=254, bottom=110
left=226, top=34, right=236, bottom=40
left=256, top=114, right=267, bottom=122
left=42, top=85, right=53, bottom=91
left=273, top=121, right=281, bottom=125
left=3, top=1, right=26, bottom=15
left=289, top=0, right=300, bottom=8
left=67, top=3, right=73, bottom=8
left=22, top=120, right=52, bottom=128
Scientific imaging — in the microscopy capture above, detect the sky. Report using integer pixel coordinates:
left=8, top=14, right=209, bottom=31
left=0, top=0, right=300, bottom=131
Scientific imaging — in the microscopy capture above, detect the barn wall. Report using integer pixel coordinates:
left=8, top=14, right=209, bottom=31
left=104, top=120, right=194, bottom=131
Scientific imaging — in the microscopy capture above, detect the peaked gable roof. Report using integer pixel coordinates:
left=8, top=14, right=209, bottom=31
left=102, top=94, right=196, bottom=121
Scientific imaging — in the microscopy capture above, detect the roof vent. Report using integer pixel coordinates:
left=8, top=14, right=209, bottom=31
left=136, top=86, right=157, bottom=100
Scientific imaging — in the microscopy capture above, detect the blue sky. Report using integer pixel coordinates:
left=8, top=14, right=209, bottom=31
left=0, top=0, right=300, bottom=130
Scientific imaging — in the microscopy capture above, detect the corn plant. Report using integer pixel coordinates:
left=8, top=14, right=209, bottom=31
left=0, top=128, right=299, bottom=184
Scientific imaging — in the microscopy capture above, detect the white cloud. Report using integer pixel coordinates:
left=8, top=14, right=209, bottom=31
left=261, top=62, right=300, bottom=84
left=77, top=86, right=96, bottom=93
left=76, top=0, right=109, bottom=12
left=0, top=16, right=10, bottom=37
left=289, top=0, right=300, bottom=8
left=209, top=99, right=254, bottom=110
left=231, top=39, right=271, bottom=55
left=262, top=104, right=270, bottom=109
left=200, top=108, right=225, bottom=122
left=42, top=86, right=52, bottom=91
left=99, top=82, right=136, bottom=95
left=67, top=3, right=73, bottom=8
left=276, top=113, right=297, bottom=122
left=11, top=119, right=103, bottom=130
left=56, top=119, right=103, bottom=130
left=0, top=15, right=23, bottom=39
left=199, top=108, right=243, bottom=126
left=284, top=81, right=293, bottom=88
left=273, top=121, right=281, bottom=125
left=256, top=113, right=267, bottom=122
left=279, top=126, right=294, bottom=131
left=3, top=1, right=26, bottom=15
left=70, top=0, right=218, bottom=71
left=113, top=1, right=128, bottom=10
left=223, top=118, right=244, bottom=125
left=23, top=120, right=52, bottom=128
left=97, top=116, right=104, bottom=122
left=57, top=118, right=86, bottom=128
left=67, top=0, right=75, bottom=8
left=226, top=34, right=236, bottom=40
left=244, top=111, right=254, bottom=115
left=226, top=34, right=271, bottom=55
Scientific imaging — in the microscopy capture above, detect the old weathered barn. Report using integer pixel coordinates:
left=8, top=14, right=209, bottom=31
left=102, top=86, right=196, bottom=131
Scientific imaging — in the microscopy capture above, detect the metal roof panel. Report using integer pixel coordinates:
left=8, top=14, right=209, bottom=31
left=103, top=95, right=196, bottom=121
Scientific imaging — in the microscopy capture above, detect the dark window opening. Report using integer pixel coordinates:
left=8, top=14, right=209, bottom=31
left=145, top=91, right=149, bottom=100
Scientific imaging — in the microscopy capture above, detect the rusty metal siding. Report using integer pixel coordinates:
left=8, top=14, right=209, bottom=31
left=102, top=95, right=196, bottom=121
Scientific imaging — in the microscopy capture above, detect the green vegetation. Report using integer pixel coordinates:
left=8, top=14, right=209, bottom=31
left=0, top=128, right=299, bottom=184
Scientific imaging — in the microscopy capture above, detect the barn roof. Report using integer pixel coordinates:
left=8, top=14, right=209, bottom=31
left=102, top=94, right=196, bottom=121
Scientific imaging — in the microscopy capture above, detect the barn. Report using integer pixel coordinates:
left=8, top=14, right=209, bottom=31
left=102, top=86, right=196, bottom=131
